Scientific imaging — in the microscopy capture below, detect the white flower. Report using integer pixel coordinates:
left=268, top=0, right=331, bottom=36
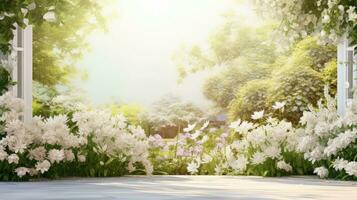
left=200, top=121, right=209, bottom=130
left=214, top=165, right=223, bottom=175
left=322, top=15, right=330, bottom=23
left=191, top=130, right=201, bottom=139
left=314, top=166, right=329, bottom=178
left=77, top=154, right=86, bottom=162
left=0, top=149, right=8, bottom=161
left=129, top=125, right=146, bottom=139
left=277, top=160, right=292, bottom=172
left=229, top=119, right=255, bottom=134
left=347, top=6, right=357, bottom=21
left=43, top=11, right=56, bottom=22
left=332, top=158, right=348, bottom=171
left=64, top=150, right=75, bottom=162
left=338, top=5, right=344, bottom=12
left=323, top=130, right=357, bottom=157
left=15, top=167, right=30, bottom=177
left=187, top=161, right=199, bottom=174
left=251, top=110, right=264, bottom=120
left=48, top=149, right=65, bottom=163
left=28, top=147, right=46, bottom=161
left=21, top=8, right=28, bottom=15
left=251, top=152, right=266, bottom=165
left=128, top=162, right=136, bottom=172
left=231, top=140, right=248, bottom=152
left=36, top=160, right=51, bottom=174
left=27, top=3, right=36, bottom=10
left=7, top=154, right=19, bottom=164
left=263, top=146, right=280, bottom=159
left=229, top=155, right=248, bottom=172
left=201, top=154, right=212, bottom=163
left=344, top=161, right=357, bottom=177
left=272, top=102, right=285, bottom=110
left=184, top=123, right=196, bottom=132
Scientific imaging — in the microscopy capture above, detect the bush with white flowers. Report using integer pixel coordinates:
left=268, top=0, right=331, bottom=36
left=294, top=88, right=357, bottom=180
left=148, top=105, right=311, bottom=177
left=2, top=86, right=357, bottom=180
left=254, top=0, right=357, bottom=46
left=0, top=92, right=152, bottom=181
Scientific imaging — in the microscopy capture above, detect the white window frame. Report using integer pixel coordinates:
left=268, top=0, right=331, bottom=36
left=11, top=25, right=33, bottom=123
left=337, top=36, right=356, bottom=116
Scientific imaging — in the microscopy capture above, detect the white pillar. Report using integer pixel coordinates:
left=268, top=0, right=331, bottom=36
left=11, top=25, right=33, bottom=123
left=337, top=36, right=348, bottom=116
left=23, top=26, right=33, bottom=123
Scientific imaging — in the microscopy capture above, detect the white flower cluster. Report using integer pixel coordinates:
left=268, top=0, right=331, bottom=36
left=72, top=110, right=153, bottom=174
left=165, top=103, right=296, bottom=176
left=254, top=0, right=357, bottom=45
left=227, top=109, right=295, bottom=174
left=295, top=88, right=357, bottom=178
left=0, top=92, right=153, bottom=179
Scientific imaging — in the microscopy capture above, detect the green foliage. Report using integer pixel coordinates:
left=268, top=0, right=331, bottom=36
left=142, top=95, right=204, bottom=130
left=203, top=64, right=272, bottom=108
left=0, top=65, right=15, bottom=95
left=0, top=1, right=47, bottom=54
left=229, top=79, right=271, bottom=121
left=180, top=19, right=277, bottom=108
left=226, top=37, right=336, bottom=124
left=174, top=18, right=278, bottom=80
left=288, top=37, right=337, bottom=72
left=107, top=103, right=146, bottom=125
left=323, top=59, right=337, bottom=96
left=32, top=81, right=85, bottom=117
left=269, top=66, right=325, bottom=123
left=32, top=0, right=110, bottom=86
left=0, top=0, right=110, bottom=86
left=254, top=0, right=357, bottom=48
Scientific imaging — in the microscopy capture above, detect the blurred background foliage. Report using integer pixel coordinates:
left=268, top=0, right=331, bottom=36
left=176, top=16, right=337, bottom=125
left=0, top=1, right=338, bottom=132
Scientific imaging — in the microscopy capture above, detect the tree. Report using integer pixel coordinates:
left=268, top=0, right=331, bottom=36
left=254, top=0, right=357, bottom=47
left=175, top=17, right=278, bottom=108
left=228, top=79, right=271, bottom=121
left=32, top=0, right=110, bottom=86
left=174, top=16, right=278, bottom=80
left=0, top=0, right=111, bottom=86
left=229, top=37, right=336, bottom=124
left=142, top=94, right=204, bottom=130
left=203, top=64, right=271, bottom=108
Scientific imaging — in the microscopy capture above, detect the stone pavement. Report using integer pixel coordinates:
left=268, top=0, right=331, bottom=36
left=0, top=176, right=356, bottom=200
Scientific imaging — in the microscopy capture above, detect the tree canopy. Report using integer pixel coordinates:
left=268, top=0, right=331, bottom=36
left=254, top=0, right=357, bottom=47
left=0, top=0, right=111, bottom=86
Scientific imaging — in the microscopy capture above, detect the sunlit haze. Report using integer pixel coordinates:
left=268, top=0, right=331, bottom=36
left=77, top=0, right=258, bottom=108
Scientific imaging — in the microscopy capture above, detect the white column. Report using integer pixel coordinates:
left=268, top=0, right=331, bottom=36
left=337, top=36, right=348, bottom=116
left=23, top=26, right=33, bottom=123
left=11, top=25, right=33, bottom=123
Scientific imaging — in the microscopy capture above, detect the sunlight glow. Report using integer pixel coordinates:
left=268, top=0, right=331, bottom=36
left=78, top=0, right=259, bottom=107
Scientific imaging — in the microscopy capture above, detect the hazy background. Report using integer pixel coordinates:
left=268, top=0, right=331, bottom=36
left=76, top=0, right=256, bottom=108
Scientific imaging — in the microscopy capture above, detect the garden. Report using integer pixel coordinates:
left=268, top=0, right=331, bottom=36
left=0, top=0, right=357, bottom=183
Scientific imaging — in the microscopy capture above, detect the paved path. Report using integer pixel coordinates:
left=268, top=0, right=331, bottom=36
left=1, top=176, right=356, bottom=200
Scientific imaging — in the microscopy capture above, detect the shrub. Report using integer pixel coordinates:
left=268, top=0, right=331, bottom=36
left=287, top=37, right=336, bottom=72
left=229, top=79, right=271, bottom=121
left=268, top=66, right=325, bottom=124
left=294, top=88, right=357, bottom=180
left=0, top=65, right=15, bottom=95
left=0, top=92, right=152, bottom=181
left=323, top=59, right=337, bottom=96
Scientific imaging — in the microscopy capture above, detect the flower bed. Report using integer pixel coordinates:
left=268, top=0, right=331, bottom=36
left=0, top=92, right=152, bottom=181
left=1, top=88, right=357, bottom=181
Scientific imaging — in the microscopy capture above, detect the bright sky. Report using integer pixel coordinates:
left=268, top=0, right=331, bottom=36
left=77, top=0, right=256, bottom=108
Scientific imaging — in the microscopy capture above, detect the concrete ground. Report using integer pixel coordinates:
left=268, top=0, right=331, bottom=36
left=1, top=176, right=356, bottom=200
